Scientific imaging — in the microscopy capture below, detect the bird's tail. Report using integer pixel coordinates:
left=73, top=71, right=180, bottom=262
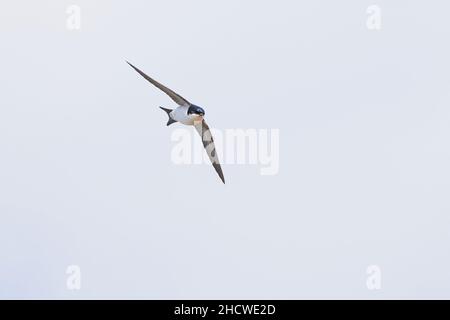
left=159, top=107, right=177, bottom=126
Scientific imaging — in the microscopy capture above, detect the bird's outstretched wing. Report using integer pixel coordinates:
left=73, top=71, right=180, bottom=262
left=194, top=120, right=225, bottom=184
left=126, top=61, right=191, bottom=106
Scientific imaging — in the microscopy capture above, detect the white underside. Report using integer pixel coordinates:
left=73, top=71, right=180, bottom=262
left=170, top=105, right=203, bottom=125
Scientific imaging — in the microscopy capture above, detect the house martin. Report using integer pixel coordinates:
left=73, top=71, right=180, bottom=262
left=126, top=61, right=225, bottom=184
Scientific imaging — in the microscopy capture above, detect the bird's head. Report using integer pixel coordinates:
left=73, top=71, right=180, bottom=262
left=187, top=105, right=205, bottom=118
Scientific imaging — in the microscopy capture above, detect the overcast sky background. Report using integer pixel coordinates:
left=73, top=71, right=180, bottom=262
left=0, top=0, right=449, bottom=299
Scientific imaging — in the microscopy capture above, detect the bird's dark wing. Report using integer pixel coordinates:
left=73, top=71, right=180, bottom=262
left=126, top=61, right=191, bottom=106
left=194, top=120, right=225, bottom=184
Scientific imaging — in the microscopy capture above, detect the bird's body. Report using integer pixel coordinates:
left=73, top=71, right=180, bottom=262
left=169, top=105, right=201, bottom=125
left=127, top=61, right=225, bottom=184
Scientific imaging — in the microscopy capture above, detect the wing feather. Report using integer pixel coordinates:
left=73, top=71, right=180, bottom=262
left=194, top=120, right=225, bottom=184
left=127, top=61, right=190, bottom=106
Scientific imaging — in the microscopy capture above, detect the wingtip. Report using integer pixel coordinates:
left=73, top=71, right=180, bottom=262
left=125, top=60, right=135, bottom=68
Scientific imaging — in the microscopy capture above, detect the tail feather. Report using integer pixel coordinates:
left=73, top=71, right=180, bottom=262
left=159, top=107, right=177, bottom=126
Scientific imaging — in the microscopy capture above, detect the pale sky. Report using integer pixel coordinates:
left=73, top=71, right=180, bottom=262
left=0, top=0, right=449, bottom=299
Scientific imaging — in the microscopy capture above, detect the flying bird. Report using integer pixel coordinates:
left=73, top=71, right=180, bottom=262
left=126, top=61, right=225, bottom=184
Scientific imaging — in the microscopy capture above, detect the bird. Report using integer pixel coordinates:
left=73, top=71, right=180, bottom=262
left=126, top=61, right=225, bottom=184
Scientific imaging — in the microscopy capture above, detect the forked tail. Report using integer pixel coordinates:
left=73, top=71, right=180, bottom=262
left=159, top=107, right=177, bottom=126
